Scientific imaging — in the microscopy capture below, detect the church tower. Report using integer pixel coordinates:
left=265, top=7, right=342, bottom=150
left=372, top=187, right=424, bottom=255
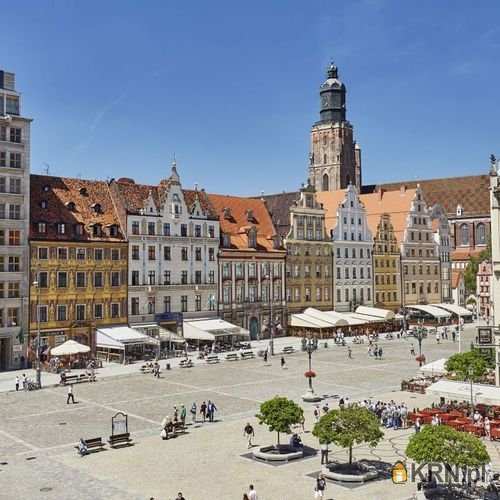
left=308, top=62, right=361, bottom=192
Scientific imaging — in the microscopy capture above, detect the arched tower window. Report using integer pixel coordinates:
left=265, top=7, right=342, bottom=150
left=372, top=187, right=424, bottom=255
left=459, top=223, right=469, bottom=246
left=323, top=154, right=327, bottom=164
left=322, top=173, right=329, bottom=191
left=476, top=223, right=486, bottom=245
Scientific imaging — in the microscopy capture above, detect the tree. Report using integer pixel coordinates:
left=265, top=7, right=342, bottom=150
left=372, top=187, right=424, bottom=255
left=406, top=425, right=490, bottom=470
left=312, top=406, right=383, bottom=465
left=256, top=396, right=303, bottom=447
left=445, top=350, right=488, bottom=381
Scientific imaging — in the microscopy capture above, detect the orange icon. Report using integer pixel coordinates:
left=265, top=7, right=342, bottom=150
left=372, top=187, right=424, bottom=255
left=392, top=461, right=408, bottom=484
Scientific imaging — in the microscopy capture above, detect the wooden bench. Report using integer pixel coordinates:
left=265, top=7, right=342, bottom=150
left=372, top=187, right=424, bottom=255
left=225, top=353, right=239, bottom=361
left=173, top=421, right=186, bottom=434
left=61, top=373, right=93, bottom=385
left=75, top=437, right=105, bottom=454
left=282, top=346, right=296, bottom=354
left=108, top=432, right=133, bottom=448
left=206, top=355, right=220, bottom=364
left=240, top=351, right=255, bottom=360
left=180, top=359, right=193, bottom=368
left=140, top=365, right=154, bottom=373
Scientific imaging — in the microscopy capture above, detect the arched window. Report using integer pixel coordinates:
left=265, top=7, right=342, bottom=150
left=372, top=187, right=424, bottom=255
left=476, top=223, right=486, bottom=245
left=459, top=223, right=469, bottom=246
left=323, top=153, right=327, bottom=164
left=322, top=173, right=329, bottom=191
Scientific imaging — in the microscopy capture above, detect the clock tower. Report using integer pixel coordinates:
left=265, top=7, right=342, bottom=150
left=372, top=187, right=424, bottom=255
left=308, top=62, right=362, bottom=192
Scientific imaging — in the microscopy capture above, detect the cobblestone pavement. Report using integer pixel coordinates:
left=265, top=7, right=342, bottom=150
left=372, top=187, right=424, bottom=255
left=0, top=324, right=497, bottom=500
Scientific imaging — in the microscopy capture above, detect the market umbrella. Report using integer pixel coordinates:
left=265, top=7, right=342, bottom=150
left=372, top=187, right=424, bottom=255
left=50, top=340, right=90, bottom=356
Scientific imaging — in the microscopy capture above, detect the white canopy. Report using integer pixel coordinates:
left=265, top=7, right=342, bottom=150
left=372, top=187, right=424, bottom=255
left=407, top=304, right=452, bottom=319
left=426, top=380, right=500, bottom=406
left=419, top=358, right=448, bottom=376
left=292, top=309, right=349, bottom=328
left=433, top=303, right=473, bottom=317
left=50, top=339, right=90, bottom=356
left=355, top=306, right=395, bottom=321
left=96, top=326, right=158, bottom=351
left=183, top=318, right=250, bottom=341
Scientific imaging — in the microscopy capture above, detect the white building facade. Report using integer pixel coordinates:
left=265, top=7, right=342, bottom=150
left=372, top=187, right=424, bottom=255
left=0, top=71, right=31, bottom=370
left=332, top=184, right=373, bottom=311
left=110, top=164, right=219, bottom=334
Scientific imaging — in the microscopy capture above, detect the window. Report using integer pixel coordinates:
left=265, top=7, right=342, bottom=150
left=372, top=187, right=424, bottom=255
left=132, top=221, right=140, bottom=235
left=0, top=126, right=5, bottom=141
left=181, top=271, right=188, bottom=284
left=9, top=204, right=21, bottom=219
left=345, top=268, right=349, bottom=279
left=8, top=256, right=21, bottom=273
left=57, top=272, right=67, bottom=288
left=94, top=248, right=103, bottom=260
left=56, top=223, right=66, bottom=234
left=181, top=247, right=188, bottom=261
left=459, top=223, right=469, bottom=246
left=74, top=223, right=84, bottom=236
left=9, top=128, right=21, bottom=143
left=57, top=305, right=67, bottom=322
left=38, top=305, right=48, bottom=323
left=38, top=271, right=48, bottom=288
left=128, top=296, right=141, bottom=317
left=222, top=263, right=231, bottom=279
left=163, top=296, right=171, bottom=313
left=336, top=267, right=341, bottom=279
left=164, top=271, right=171, bottom=285
left=195, top=247, right=202, bottom=261
left=8, top=230, right=20, bottom=246
left=163, top=246, right=171, bottom=260
left=111, top=303, right=120, bottom=319
left=131, top=270, right=139, bottom=286
left=181, top=295, right=188, bottom=312
left=94, top=304, right=103, bottom=320
left=316, top=287, right=322, bottom=301
left=163, top=223, right=171, bottom=236
left=37, top=222, right=47, bottom=234
left=8, top=282, right=19, bottom=298
left=92, top=224, right=102, bottom=237
left=337, top=289, right=341, bottom=303
left=148, top=271, right=156, bottom=285
left=9, top=152, right=21, bottom=168
left=209, top=247, right=215, bottom=261
left=195, top=294, right=202, bottom=311
left=0, top=152, right=5, bottom=167
left=195, top=271, right=202, bottom=284
left=94, top=272, right=103, bottom=288
left=57, top=247, right=68, bottom=260
left=148, top=246, right=156, bottom=260
left=76, top=272, right=86, bottom=288
left=195, top=225, right=202, bottom=238
left=71, top=303, right=85, bottom=322
left=38, top=247, right=48, bottom=260
left=111, top=271, right=120, bottom=287
left=180, top=224, right=187, bottom=237
left=111, top=248, right=120, bottom=261
left=147, top=222, right=155, bottom=235
left=209, top=270, right=215, bottom=284
left=223, top=286, right=231, bottom=304
left=208, top=225, right=215, bottom=238
left=345, top=289, right=349, bottom=302
left=6, top=97, right=19, bottom=115
left=476, top=223, right=486, bottom=245
left=9, top=177, right=21, bottom=194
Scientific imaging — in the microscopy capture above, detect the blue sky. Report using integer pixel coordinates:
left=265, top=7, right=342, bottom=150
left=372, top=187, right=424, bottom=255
left=1, top=0, right=499, bottom=195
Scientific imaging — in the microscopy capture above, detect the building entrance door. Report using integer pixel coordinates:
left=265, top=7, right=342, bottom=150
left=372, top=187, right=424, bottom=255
left=249, top=317, right=259, bottom=341
left=0, top=338, right=9, bottom=371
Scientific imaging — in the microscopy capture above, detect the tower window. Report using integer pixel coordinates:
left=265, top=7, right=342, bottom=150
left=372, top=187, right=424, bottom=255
left=322, top=173, right=329, bottom=191
left=323, top=154, right=327, bottom=164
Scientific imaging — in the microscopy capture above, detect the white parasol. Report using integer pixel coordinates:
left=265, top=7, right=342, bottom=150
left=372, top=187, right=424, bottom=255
left=50, top=340, right=90, bottom=356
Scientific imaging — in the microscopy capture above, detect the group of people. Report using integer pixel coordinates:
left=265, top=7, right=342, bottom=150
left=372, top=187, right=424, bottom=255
left=367, top=343, right=383, bottom=359
left=363, top=399, right=409, bottom=429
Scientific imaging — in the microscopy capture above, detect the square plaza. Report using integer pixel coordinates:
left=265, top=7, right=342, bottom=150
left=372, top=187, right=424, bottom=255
left=1, top=325, right=499, bottom=500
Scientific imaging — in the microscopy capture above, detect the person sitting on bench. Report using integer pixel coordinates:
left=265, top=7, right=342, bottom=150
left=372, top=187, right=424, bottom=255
left=289, top=433, right=303, bottom=450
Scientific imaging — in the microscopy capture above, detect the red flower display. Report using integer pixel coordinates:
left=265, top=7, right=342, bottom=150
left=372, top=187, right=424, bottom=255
left=415, top=355, right=426, bottom=363
left=304, top=370, right=316, bottom=378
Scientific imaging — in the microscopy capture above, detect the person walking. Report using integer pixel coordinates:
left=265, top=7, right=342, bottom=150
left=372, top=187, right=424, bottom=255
left=15, top=375, right=19, bottom=391
left=263, top=350, right=268, bottom=363
left=314, top=474, right=327, bottom=499
left=347, top=346, right=352, bottom=359
left=280, top=356, right=286, bottom=369
left=320, top=442, right=329, bottom=465
left=200, top=401, right=207, bottom=423
left=22, top=373, right=27, bottom=390
left=313, top=406, right=320, bottom=423
left=66, top=384, right=75, bottom=404
left=247, top=484, right=257, bottom=500
left=180, top=404, right=187, bottom=427
left=190, top=402, right=197, bottom=424
left=244, top=422, right=255, bottom=449
left=175, top=492, right=186, bottom=500
left=415, top=417, right=421, bottom=433
left=410, top=344, right=415, bottom=356
left=207, top=400, right=217, bottom=422
left=242, top=494, right=250, bottom=500
left=173, top=405, right=179, bottom=423
left=378, top=347, right=383, bottom=359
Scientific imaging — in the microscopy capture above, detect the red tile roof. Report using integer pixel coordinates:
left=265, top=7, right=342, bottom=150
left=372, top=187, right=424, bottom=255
left=30, top=174, right=124, bottom=241
left=451, top=248, right=483, bottom=262
left=208, top=194, right=281, bottom=252
left=451, top=270, right=463, bottom=289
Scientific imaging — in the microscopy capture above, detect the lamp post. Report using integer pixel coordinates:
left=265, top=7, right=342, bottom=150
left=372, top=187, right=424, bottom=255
left=302, top=336, right=322, bottom=402
left=32, top=280, right=42, bottom=388
left=468, top=365, right=475, bottom=417
left=415, top=319, right=425, bottom=367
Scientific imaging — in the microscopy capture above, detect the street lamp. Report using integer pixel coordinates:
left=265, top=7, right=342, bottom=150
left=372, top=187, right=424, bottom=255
left=414, top=319, right=426, bottom=367
left=32, top=280, right=42, bottom=388
left=302, top=336, right=322, bottom=402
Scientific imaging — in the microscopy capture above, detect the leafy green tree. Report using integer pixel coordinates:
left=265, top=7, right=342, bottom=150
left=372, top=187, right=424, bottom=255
left=256, top=396, right=304, bottom=446
left=312, top=406, right=383, bottom=465
left=406, top=425, right=490, bottom=470
left=445, top=350, right=488, bottom=381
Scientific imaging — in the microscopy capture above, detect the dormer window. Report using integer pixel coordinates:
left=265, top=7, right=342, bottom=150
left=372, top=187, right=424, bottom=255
left=66, top=201, right=75, bottom=211
left=92, top=224, right=102, bottom=237
left=74, top=223, right=84, bottom=236
left=109, top=225, right=118, bottom=237
left=91, top=203, right=102, bottom=214
left=40, top=200, right=48, bottom=209
left=222, top=233, right=231, bottom=248
left=79, top=187, right=88, bottom=196
left=223, top=207, right=232, bottom=219
left=37, top=222, right=47, bottom=233
left=456, top=204, right=463, bottom=216
left=246, top=209, right=255, bottom=223
left=171, top=193, right=182, bottom=217
left=57, top=223, right=66, bottom=235
left=248, top=227, right=257, bottom=249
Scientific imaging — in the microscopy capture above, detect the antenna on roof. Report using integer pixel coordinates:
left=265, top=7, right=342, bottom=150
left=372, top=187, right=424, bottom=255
left=43, top=163, right=50, bottom=175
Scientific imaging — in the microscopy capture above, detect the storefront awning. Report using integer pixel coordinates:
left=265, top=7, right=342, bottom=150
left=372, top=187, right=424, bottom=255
left=290, top=313, right=343, bottom=329
left=426, top=380, right=500, bottom=405
left=407, top=304, right=452, bottom=319
left=183, top=318, right=250, bottom=341
left=355, top=306, right=395, bottom=321
left=96, top=326, right=159, bottom=351
left=433, top=303, right=473, bottom=317
left=419, top=358, right=448, bottom=376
